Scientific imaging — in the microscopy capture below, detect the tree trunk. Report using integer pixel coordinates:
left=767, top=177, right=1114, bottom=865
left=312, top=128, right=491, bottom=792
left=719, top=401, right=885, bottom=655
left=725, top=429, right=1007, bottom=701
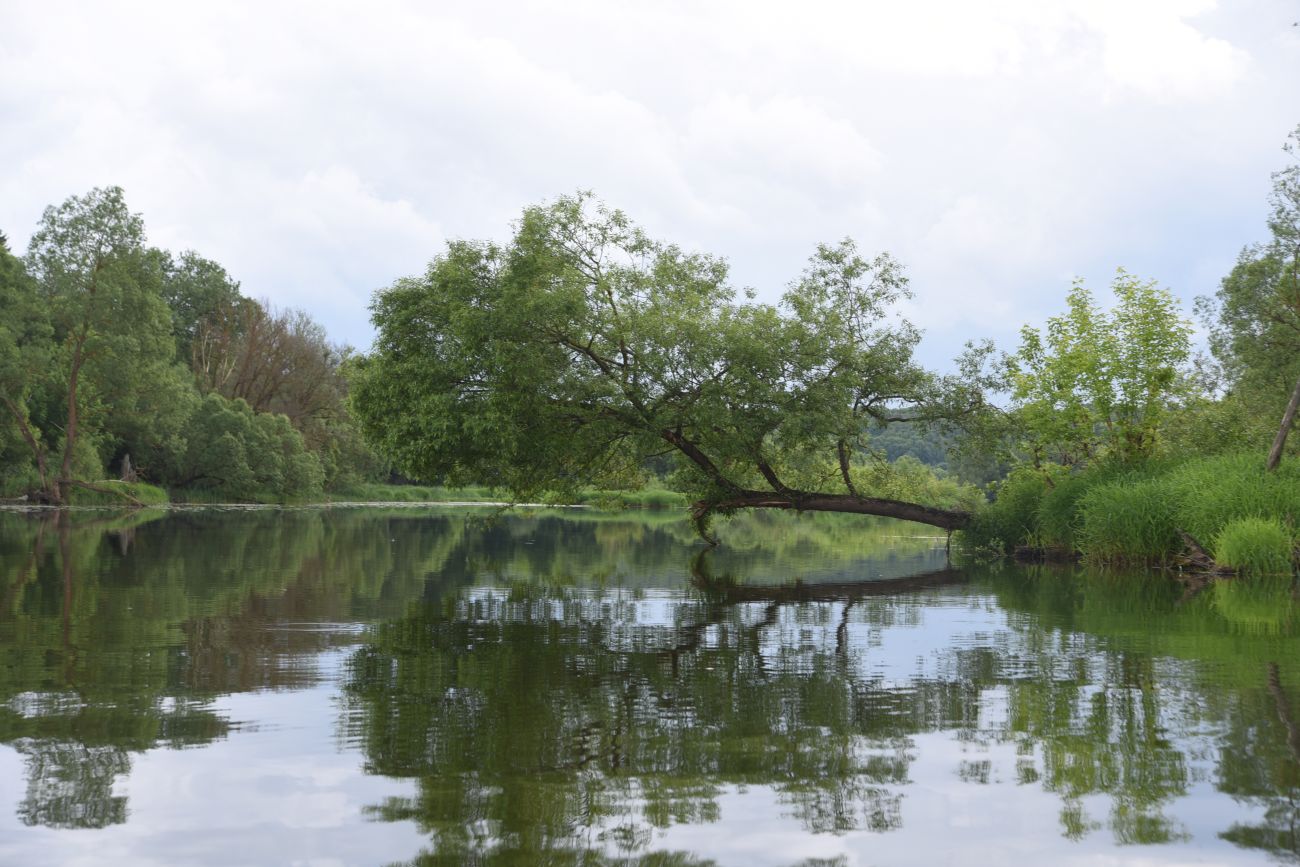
left=1266, top=373, right=1300, bottom=472
left=700, top=490, right=971, bottom=531
left=1, top=395, right=50, bottom=495
left=57, top=328, right=90, bottom=503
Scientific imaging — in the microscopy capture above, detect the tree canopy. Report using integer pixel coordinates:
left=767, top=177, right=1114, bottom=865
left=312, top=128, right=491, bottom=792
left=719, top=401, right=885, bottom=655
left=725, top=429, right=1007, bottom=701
left=1199, top=124, right=1300, bottom=470
left=1005, top=271, right=1192, bottom=470
left=351, top=194, right=994, bottom=533
left=0, top=185, right=384, bottom=503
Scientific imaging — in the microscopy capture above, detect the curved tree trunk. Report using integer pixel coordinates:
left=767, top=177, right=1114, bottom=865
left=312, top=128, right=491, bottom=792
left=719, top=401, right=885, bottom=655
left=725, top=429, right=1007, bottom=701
left=699, top=490, right=971, bottom=531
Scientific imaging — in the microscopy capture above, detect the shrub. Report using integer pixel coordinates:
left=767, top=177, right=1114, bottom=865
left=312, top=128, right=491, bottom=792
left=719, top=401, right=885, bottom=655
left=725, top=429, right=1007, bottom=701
left=960, top=468, right=1051, bottom=553
left=1075, top=474, right=1179, bottom=563
left=1214, top=517, right=1295, bottom=577
left=177, top=394, right=324, bottom=502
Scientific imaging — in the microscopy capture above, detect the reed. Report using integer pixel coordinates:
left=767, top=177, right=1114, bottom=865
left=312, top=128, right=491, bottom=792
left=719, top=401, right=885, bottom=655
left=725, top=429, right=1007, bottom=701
left=1214, top=517, right=1296, bottom=577
left=1075, top=474, right=1179, bottom=564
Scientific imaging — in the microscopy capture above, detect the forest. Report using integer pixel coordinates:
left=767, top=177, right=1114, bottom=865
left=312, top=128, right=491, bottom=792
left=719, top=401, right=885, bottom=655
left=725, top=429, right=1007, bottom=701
left=3, top=126, right=1300, bottom=573
left=0, top=187, right=386, bottom=505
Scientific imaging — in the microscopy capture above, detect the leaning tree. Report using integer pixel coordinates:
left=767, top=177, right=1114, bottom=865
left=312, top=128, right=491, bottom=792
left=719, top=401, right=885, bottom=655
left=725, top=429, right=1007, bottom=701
left=351, top=195, right=995, bottom=537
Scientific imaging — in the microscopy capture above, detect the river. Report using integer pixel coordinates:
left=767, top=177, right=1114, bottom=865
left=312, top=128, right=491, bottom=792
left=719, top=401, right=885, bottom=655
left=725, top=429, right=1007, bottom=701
left=0, top=505, right=1296, bottom=865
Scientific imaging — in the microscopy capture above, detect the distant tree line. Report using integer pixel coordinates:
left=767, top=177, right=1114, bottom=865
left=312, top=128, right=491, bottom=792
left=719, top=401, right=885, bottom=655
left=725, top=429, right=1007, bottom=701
left=0, top=187, right=384, bottom=503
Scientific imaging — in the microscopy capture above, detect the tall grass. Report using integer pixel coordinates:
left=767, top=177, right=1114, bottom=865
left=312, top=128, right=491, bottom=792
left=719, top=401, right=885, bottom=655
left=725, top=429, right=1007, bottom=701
left=961, top=451, right=1300, bottom=571
left=960, top=468, right=1049, bottom=553
left=1075, top=474, right=1178, bottom=563
left=68, top=480, right=169, bottom=506
left=1215, top=517, right=1295, bottom=577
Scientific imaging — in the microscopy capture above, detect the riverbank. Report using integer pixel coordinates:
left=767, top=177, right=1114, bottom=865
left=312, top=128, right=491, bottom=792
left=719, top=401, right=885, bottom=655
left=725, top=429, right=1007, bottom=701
left=28, top=481, right=688, bottom=510
left=959, top=451, right=1300, bottom=577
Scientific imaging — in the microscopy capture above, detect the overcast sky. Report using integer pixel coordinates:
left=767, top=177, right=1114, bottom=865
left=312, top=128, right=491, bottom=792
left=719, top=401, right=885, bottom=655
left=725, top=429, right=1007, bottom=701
left=2, top=0, right=1298, bottom=365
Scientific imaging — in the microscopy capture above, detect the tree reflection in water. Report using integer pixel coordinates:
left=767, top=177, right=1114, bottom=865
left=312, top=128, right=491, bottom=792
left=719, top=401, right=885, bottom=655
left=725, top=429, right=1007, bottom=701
left=1, top=507, right=1299, bottom=866
left=340, top=550, right=1300, bottom=865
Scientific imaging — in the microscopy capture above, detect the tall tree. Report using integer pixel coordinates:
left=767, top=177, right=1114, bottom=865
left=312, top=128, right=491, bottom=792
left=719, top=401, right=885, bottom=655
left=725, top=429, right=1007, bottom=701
left=1006, top=271, right=1192, bottom=472
left=351, top=194, right=993, bottom=534
left=0, top=239, right=54, bottom=494
left=23, top=186, right=178, bottom=501
left=1200, top=124, right=1300, bottom=471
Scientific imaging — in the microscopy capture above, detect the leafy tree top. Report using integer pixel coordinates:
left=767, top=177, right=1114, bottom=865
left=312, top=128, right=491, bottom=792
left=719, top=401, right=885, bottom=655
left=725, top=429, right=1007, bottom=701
left=352, top=194, right=994, bottom=531
left=1006, top=271, right=1192, bottom=467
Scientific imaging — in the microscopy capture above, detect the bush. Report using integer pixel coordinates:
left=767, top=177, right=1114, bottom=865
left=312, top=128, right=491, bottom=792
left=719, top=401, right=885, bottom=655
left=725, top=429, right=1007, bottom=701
left=1215, top=517, right=1296, bottom=577
left=1075, top=473, right=1179, bottom=564
left=176, top=394, right=324, bottom=502
left=959, top=468, right=1051, bottom=553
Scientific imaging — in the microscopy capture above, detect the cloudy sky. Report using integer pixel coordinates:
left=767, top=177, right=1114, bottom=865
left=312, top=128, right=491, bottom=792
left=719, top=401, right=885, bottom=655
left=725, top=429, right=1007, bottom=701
left=2, top=0, right=1298, bottom=365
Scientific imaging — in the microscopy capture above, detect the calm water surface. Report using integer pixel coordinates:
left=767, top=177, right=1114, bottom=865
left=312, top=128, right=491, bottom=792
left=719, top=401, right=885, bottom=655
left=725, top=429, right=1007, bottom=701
left=1, top=505, right=1298, bottom=866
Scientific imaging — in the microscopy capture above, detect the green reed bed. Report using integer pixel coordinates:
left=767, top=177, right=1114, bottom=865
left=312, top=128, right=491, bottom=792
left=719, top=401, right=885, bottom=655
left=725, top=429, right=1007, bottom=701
left=1214, top=517, right=1295, bottom=577
left=1075, top=473, right=1180, bottom=564
left=963, top=452, right=1300, bottom=571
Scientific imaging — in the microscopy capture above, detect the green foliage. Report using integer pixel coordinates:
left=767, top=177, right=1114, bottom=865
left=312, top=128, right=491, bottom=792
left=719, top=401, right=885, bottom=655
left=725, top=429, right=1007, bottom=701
left=964, top=452, right=1300, bottom=568
left=1006, top=272, right=1192, bottom=467
left=844, top=455, right=983, bottom=512
left=11, top=186, right=190, bottom=499
left=1197, top=125, right=1300, bottom=470
left=1075, top=473, right=1179, bottom=564
left=352, top=193, right=994, bottom=520
left=1200, top=125, right=1300, bottom=396
left=1214, top=518, right=1296, bottom=578
left=959, top=468, right=1050, bottom=553
left=1161, top=392, right=1275, bottom=460
left=0, top=235, right=54, bottom=493
left=67, top=481, right=169, bottom=506
left=1167, top=452, right=1300, bottom=545
left=157, top=249, right=242, bottom=361
left=178, top=394, right=324, bottom=502
left=1, top=185, right=382, bottom=503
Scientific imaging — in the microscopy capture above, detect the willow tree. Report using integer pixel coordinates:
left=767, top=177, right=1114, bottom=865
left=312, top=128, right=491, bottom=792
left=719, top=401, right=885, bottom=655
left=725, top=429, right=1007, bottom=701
left=351, top=195, right=993, bottom=534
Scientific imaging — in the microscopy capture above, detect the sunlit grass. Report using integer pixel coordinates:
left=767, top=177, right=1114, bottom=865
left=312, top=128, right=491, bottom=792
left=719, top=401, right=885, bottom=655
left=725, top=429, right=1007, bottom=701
left=1214, top=517, right=1296, bottom=577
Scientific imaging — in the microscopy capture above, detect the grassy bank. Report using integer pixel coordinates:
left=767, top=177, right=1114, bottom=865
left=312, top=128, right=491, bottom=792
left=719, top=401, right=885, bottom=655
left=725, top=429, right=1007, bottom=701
left=960, top=452, right=1300, bottom=575
left=67, top=480, right=170, bottom=507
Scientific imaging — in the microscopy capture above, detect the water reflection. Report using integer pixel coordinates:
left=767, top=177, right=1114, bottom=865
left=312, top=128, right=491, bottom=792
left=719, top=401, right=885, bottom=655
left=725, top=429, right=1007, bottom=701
left=0, top=507, right=1298, bottom=865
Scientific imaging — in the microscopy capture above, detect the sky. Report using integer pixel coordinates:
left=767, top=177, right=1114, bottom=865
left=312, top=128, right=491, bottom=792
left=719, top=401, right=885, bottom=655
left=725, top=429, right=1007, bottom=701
left=2, top=0, right=1298, bottom=366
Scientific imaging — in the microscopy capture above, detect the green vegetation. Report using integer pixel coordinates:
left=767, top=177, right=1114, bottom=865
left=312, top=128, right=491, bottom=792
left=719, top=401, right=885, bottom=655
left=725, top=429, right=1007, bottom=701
left=963, top=453, right=1300, bottom=571
left=0, top=187, right=386, bottom=505
left=7, top=127, right=1300, bottom=580
left=351, top=193, right=995, bottom=534
left=1215, top=518, right=1296, bottom=578
left=1005, top=271, right=1192, bottom=468
left=1199, top=125, right=1300, bottom=471
left=66, top=481, right=169, bottom=507
left=959, top=126, right=1300, bottom=575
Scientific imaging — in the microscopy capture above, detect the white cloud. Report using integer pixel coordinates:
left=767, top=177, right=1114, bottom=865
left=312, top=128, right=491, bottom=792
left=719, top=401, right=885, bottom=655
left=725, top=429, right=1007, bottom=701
left=0, top=0, right=1296, bottom=363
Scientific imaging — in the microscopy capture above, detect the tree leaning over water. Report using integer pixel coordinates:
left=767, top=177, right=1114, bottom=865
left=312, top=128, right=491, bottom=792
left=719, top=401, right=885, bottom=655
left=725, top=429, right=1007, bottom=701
left=351, top=194, right=997, bottom=535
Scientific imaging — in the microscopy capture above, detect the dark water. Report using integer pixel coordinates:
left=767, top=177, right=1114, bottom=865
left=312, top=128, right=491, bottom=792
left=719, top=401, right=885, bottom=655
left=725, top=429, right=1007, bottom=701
left=1, top=506, right=1298, bottom=866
